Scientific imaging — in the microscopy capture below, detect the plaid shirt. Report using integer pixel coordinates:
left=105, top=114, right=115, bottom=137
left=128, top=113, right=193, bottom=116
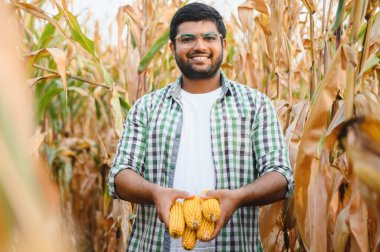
left=108, top=74, right=294, bottom=251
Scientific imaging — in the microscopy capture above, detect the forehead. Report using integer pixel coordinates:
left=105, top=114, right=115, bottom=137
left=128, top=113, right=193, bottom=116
left=176, top=21, right=218, bottom=35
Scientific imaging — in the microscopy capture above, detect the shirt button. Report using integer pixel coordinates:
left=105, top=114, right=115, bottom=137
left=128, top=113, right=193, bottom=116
left=175, top=133, right=181, bottom=138
left=170, top=164, right=175, bottom=170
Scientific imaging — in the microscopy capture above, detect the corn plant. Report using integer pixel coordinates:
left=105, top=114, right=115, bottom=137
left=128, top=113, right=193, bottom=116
left=0, top=0, right=379, bottom=251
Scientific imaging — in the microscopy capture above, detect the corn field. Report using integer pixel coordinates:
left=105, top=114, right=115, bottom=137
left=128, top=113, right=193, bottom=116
left=0, top=0, right=379, bottom=251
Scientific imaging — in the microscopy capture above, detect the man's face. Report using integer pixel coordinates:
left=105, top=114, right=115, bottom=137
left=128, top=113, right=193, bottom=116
left=170, top=21, right=225, bottom=80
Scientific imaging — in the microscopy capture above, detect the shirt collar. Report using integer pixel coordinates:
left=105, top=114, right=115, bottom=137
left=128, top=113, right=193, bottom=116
left=168, top=71, right=232, bottom=100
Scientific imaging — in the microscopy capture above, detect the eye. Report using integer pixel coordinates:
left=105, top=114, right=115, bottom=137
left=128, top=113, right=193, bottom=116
left=203, top=33, right=218, bottom=41
left=180, top=35, right=196, bottom=43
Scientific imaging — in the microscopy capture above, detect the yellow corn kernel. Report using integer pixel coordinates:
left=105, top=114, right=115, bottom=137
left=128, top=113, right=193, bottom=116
left=182, top=226, right=197, bottom=250
left=169, top=201, right=185, bottom=238
left=202, top=198, right=220, bottom=222
left=183, top=196, right=203, bottom=229
left=197, top=219, right=215, bottom=242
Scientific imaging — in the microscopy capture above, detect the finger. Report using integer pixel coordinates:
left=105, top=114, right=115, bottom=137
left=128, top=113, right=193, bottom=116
left=203, top=190, right=219, bottom=199
left=182, top=194, right=195, bottom=200
left=175, top=190, right=194, bottom=200
left=162, top=208, right=170, bottom=229
left=210, top=218, right=224, bottom=240
left=157, top=211, right=169, bottom=229
left=200, top=190, right=210, bottom=199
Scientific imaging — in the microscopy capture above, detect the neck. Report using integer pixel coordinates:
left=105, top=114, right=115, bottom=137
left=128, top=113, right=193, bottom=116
left=181, top=70, right=222, bottom=94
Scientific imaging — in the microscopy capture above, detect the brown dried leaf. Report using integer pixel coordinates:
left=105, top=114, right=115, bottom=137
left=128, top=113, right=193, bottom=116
left=238, top=4, right=254, bottom=32
left=25, top=48, right=68, bottom=104
left=239, top=0, right=270, bottom=15
left=285, top=100, right=309, bottom=168
left=369, top=13, right=380, bottom=47
left=333, top=203, right=350, bottom=252
left=294, top=44, right=355, bottom=249
left=27, top=73, right=60, bottom=87
left=349, top=188, right=369, bottom=252
left=123, top=5, right=143, bottom=30
left=354, top=91, right=380, bottom=119
left=125, top=48, right=140, bottom=103
left=14, top=2, right=71, bottom=41
left=324, top=100, right=345, bottom=150
left=305, top=151, right=334, bottom=251
left=300, top=0, right=317, bottom=13
left=259, top=201, right=283, bottom=242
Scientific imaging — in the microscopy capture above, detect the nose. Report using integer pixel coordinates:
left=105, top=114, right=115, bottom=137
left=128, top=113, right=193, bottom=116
left=193, top=37, right=207, bottom=50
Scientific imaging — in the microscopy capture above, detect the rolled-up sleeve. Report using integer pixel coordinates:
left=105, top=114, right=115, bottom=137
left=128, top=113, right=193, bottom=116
left=253, top=95, right=294, bottom=197
left=108, top=98, right=147, bottom=199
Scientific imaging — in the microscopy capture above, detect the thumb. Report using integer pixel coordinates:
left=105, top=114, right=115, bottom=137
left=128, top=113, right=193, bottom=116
left=202, top=189, right=218, bottom=199
left=175, top=190, right=194, bottom=200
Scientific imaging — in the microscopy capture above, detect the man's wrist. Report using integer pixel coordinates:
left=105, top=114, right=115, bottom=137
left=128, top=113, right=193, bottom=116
left=231, top=188, right=247, bottom=208
left=150, top=184, right=164, bottom=204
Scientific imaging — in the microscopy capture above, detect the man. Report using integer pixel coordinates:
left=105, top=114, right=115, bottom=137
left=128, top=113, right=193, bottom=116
left=108, top=2, right=293, bottom=251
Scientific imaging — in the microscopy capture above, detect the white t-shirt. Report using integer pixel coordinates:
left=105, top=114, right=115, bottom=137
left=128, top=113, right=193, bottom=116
left=170, top=87, right=222, bottom=251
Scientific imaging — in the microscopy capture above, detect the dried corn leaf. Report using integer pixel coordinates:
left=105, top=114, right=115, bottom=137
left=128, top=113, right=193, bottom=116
left=308, top=152, right=333, bottom=251
left=349, top=189, right=369, bottom=252
left=294, top=44, right=355, bottom=249
left=25, top=48, right=68, bottom=104
left=238, top=3, right=255, bottom=32
left=259, top=201, right=283, bottom=243
left=239, top=0, right=270, bottom=16
left=333, top=204, right=350, bottom=252
left=285, top=100, right=309, bottom=169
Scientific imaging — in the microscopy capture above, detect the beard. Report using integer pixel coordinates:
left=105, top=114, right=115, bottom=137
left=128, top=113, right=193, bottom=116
left=174, top=50, right=223, bottom=80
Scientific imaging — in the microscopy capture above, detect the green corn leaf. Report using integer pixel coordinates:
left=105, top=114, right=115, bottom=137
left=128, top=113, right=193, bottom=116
left=37, top=87, right=63, bottom=121
left=331, top=0, right=346, bottom=33
left=55, top=4, right=113, bottom=87
left=95, top=99, right=102, bottom=120
left=119, top=96, right=131, bottom=116
left=103, top=184, right=112, bottom=214
left=56, top=5, right=96, bottom=57
left=227, top=46, right=235, bottom=64
left=138, top=29, right=169, bottom=74
left=39, top=23, right=56, bottom=49
left=100, top=62, right=113, bottom=87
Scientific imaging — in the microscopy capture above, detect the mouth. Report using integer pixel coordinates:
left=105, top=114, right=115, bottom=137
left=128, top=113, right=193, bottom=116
left=188, top=54, right=211, bottom=63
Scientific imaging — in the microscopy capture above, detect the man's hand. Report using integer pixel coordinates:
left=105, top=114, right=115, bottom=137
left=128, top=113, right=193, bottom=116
left=198, top=172, right=288, bottom=241
left=152, top=187, right=193, bottom=228
left=201, top=189, right=242, bottom=241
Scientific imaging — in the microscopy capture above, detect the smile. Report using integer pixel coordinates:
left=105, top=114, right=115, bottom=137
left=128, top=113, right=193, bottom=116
left=192, top=56, right=208, bottom=60
left=189, top=55, right=210, bottom=62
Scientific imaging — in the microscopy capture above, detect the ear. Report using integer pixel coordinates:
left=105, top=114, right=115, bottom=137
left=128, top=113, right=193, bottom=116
left=169, top=41, right=175, bottom=54
left=222, top=38, right=226, bottom=48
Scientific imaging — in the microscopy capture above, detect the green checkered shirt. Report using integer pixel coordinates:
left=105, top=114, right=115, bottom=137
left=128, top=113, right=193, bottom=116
left=108, top=74, right=294, bottom=251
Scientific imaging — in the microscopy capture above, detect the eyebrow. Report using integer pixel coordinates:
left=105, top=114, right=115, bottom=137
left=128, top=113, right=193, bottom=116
left=178, top=31, right=217, bottom=35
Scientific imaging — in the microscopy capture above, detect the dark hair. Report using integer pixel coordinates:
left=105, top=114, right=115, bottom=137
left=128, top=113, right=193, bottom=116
left=169, top=2, right=226, bottom=44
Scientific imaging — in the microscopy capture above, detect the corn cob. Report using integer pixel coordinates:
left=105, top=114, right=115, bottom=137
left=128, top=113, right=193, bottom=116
left=169, top=201, right=185, bottom=238
left=183, top=196, right=203, bottom=229
left=181, top=225, right=197, bottom=250
left=197, top=219, right=215, bottom=242
left=202, top=198, right=220, bottom=222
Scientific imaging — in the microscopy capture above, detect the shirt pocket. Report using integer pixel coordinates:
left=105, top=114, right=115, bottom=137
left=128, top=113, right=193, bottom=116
left=224, top=116, right=252, bottom=157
